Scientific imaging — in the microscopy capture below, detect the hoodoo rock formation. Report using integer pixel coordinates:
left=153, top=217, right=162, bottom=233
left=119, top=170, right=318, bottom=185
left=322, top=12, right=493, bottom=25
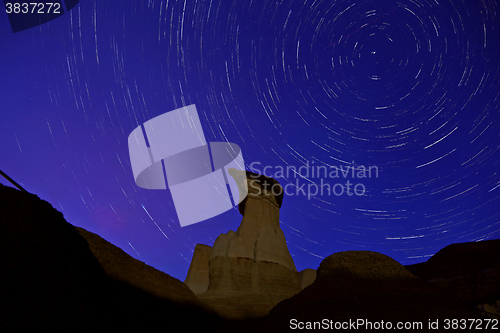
left=185, top=169, right=302, bottom=319
left=210, top=169, right=295, bottom=269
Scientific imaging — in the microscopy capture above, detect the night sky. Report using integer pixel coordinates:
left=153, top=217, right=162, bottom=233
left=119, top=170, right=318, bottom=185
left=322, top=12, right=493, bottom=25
left=1, top=0, right=499, bottom=281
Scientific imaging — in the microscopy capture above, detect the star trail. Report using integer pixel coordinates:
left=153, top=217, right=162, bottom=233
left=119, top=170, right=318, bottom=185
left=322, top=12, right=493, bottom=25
left=1, top=0, right=499, bottom=280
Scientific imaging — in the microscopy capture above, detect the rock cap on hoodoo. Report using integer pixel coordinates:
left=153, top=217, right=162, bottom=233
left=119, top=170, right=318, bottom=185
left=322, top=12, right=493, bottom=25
left=228, top=168, right=283, bottom=216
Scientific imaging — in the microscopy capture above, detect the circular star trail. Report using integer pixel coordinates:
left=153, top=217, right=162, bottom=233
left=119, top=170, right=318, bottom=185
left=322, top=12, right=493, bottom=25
left=1, top=0, right=499, bottom=279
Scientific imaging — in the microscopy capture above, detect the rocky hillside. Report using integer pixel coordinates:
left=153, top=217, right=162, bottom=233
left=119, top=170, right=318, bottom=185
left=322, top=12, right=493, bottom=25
left=0, top=184, right=222, bottom=332
left=260, top=251, right=486, bottom=332
left=405, top=239, right=500, bottom=318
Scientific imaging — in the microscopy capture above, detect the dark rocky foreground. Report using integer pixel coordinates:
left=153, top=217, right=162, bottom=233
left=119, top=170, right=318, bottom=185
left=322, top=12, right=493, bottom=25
left=259, top=251, right=490, bottom=332
left=405, top=239, right=500, bottom=314
left=0, top=184, right=226, bottom=332
left=1, top=183, right=498, bottom=332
